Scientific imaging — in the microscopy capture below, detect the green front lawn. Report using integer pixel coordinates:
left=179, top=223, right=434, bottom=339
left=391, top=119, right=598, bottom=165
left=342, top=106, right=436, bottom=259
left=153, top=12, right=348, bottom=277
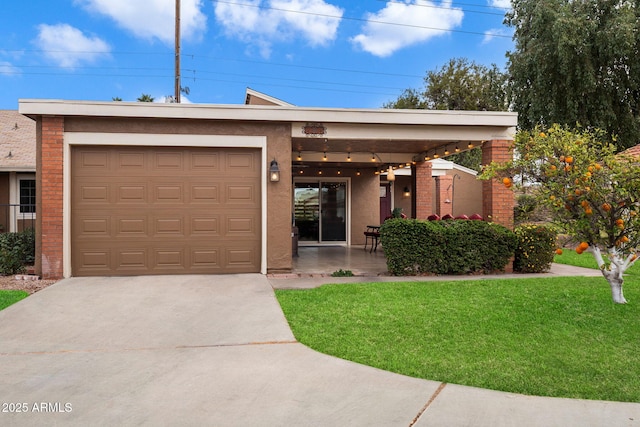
left=276, top=276, right=640, bottom=402
left=0, top=290, right=28, bottom=311
left=555, top=248, right=640, bottom=276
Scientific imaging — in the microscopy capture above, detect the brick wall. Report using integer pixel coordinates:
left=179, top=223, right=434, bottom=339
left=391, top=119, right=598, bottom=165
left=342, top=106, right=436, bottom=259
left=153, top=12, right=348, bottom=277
left=482, top=139, right=515, bottom=230
left=415, top=161, right=433, bottom=219
left=37, top=116, right=64, bottom=279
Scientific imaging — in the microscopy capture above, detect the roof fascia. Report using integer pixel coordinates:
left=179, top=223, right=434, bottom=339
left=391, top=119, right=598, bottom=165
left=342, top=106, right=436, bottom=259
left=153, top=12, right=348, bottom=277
left=19, top=99, right=518, bottom=128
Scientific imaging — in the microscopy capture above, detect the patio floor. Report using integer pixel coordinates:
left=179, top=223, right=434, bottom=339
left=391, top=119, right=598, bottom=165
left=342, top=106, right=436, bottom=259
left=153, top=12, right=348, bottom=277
left=292, top=245, right=388, bottom=276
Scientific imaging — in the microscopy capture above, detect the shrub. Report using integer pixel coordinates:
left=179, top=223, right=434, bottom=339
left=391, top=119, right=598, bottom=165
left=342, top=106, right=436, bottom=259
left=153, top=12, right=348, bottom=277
left=0, top=229, right=35, bottom=275
left=513, top=224, right=557, bottom=273
left=331, top=269, right=354, bottom=277
left=380, top=219, right=517, bottom=275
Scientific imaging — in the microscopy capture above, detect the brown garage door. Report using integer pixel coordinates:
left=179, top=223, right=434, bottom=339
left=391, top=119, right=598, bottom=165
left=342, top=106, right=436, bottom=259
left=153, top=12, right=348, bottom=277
left=71, top=145, right=261, bottom=276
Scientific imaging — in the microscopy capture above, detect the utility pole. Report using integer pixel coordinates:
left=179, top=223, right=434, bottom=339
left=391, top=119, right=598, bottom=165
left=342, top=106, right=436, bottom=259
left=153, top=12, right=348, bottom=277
left=174, top=0, right=181, bottom=103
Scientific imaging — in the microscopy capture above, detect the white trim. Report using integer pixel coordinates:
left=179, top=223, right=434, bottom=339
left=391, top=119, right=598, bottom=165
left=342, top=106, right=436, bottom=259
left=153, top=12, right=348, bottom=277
left=62, top=132, right=268, bottom=278
left=64, top=132, right=265, bottom=148
left=20, top=99, right=518, bottom=128
left=7, top=173, right=36, bottom=232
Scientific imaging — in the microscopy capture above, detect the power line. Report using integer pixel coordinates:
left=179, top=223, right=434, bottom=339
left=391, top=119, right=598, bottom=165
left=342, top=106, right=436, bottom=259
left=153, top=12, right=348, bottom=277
left=210, top=0, right=511, bottom=38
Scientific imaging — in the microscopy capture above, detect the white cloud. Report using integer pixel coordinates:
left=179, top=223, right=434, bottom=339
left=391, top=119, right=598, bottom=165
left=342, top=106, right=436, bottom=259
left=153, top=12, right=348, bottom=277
left=483, top=27, right=509, bottom=44
left=35, top=24, right=111, bottom=68
left=351, top=0, right=464, bottom=57
left=0, top=61, right=20, bottom=76
left=488, top=0, right=511, bottom=9
left=74, top=0, right=207, bottom=44
left=214, top=0, right=343, bottom=58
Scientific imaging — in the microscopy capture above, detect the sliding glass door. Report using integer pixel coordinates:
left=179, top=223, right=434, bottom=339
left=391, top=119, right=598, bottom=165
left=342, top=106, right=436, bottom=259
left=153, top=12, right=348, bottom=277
left=294, top=179, right=349, bottom=244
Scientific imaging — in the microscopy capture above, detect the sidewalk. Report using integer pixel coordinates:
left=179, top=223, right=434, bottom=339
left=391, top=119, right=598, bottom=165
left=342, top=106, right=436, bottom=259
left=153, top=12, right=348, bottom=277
left=268, top=262, right=603, bottom=289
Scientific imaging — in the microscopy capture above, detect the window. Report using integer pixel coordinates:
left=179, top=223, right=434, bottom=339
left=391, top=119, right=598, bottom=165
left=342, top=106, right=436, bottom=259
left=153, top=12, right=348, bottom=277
left=19, top=179, right=36, bottom=213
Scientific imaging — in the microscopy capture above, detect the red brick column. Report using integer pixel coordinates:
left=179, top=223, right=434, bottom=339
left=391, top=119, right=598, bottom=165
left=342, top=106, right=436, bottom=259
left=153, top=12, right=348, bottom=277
left=482, top=139, right=515, bottom=229
left=415, top=161, right=433, bottom=219
left=37, top=116, right=64, bottom=279
left=435, top=175, right=453, bottom=217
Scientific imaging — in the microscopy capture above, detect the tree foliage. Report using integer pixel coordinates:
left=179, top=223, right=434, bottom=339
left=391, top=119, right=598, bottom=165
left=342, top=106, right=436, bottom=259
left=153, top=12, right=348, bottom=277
left=137, top=94, right=155, bottom=102
left=506, top=0, right=640, bottom=150
left=481, top=125, right=640, bottom=303
left=385, top=58, right=508, bottom=170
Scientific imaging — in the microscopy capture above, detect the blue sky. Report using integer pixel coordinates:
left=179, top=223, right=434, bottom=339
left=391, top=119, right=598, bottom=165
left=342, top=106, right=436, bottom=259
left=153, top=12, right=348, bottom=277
left=0, top=0, right=513, bottom=110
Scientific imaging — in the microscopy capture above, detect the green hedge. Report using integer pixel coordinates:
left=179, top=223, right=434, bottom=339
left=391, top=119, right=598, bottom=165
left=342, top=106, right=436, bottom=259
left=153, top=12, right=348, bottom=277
left=380, top=219, right=517, bottom=276
left=0, top=229, right=35, bottom=276
left=513, top=224, right=557, bottom=273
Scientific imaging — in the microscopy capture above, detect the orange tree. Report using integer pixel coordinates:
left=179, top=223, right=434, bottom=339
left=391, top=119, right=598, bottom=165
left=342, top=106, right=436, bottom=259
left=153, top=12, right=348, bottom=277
left=481, top=124, right=640, bottom=303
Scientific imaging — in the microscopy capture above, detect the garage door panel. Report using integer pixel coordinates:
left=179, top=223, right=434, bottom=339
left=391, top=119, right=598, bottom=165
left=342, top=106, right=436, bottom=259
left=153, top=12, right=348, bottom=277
left=117, top=151, right=146, bottom=169
left=80, top=150, right=109, bottom=169
left=191, top=185, right=219, bottom=203
left=117, top=250, right=148, bottom=270
left=191, top=249, right=220, bottom=268
left=153, top=249, right=185, bottom=269
left=115, top=217, right=148, bottom=237
left=117, top=185, right=147, bottom=203
left=72, top=146, right=261, bottom=276
left=154, top=218, right=184, bottom=236
left=155, top=151, right=184, bottom=169
left=190, top=152, right=219, bottom=170
left=153, top=185, right=184, bottom=203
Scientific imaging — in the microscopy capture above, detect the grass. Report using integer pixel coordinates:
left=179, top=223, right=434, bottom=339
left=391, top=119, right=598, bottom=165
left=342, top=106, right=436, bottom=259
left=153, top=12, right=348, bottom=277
left=276, top=276, right=640, bottom=402
left=0, top=290, right=28, bottom=311
left=555, top=248, right=640, bottom=276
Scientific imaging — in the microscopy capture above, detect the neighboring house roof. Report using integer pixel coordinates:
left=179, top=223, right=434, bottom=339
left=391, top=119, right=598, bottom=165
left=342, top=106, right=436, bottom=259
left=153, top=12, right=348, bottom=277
left=621, top=144, right=640, bottom=157
left=0, top=110, right=36, bottom=172
left=244, top=88, right=294, bottom=106
left=384, top=158, right=478, bottom=178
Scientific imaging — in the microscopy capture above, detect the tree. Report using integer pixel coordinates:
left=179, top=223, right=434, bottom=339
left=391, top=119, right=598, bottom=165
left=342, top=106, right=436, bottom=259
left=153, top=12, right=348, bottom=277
left=481, top=124, right=640, bottom=303
left=506, top=0, right=640, bottom=150
left=385, top=58, right=509, bottom=170
left=137, top=94, right=155, bottom=102
left=112, top=97, right=122, bottom=101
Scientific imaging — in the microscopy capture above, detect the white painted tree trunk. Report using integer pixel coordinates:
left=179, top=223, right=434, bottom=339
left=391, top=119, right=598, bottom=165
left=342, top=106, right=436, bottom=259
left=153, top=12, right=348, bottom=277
left=590, top=247, right=631, bottom=304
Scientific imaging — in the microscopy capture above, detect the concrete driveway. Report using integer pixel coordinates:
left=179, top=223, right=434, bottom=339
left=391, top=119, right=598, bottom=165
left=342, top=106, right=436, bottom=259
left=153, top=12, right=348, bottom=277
left=1, top=274, right=639, bottom=426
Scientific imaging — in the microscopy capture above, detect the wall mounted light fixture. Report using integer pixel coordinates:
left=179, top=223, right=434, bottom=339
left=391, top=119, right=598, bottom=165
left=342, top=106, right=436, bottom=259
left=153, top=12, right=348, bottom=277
left=403, top=186, right=411, bottom=197
left=269, top=159, right=280, bottom=182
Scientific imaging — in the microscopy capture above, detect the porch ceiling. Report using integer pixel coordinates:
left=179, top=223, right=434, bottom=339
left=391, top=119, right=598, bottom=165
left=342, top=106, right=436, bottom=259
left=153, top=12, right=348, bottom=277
left=291, top=137, right=480, bottom=167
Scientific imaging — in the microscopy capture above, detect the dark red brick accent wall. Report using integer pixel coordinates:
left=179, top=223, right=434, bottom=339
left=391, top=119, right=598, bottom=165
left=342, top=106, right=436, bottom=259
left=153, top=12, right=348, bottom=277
left=415, top=161, right=433, bottom=219
left=482, top=139, right=515, bottom=230
left=37, top=116, right=64, bottom=279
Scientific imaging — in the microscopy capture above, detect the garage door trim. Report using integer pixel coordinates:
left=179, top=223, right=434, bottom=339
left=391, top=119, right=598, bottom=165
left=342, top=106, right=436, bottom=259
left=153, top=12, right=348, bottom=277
left=63, top=132, right=268, bottom=278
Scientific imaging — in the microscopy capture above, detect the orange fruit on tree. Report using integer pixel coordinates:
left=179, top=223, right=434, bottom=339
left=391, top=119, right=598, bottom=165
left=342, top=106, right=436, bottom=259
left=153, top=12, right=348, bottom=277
left=579, top=242, right=589, bottom=251
left=601, top=203, right=611, bottom=211
left=585, top=208, right=593, bottom=215
left=595, top=163, right=602, bottom=170
left=555, top=248, right=563, bottom=255
left=559, top=155, right=565, bottom=162
left=565, top=156, right=574, bottom=164
left=616, top=218, right=624, bottom=225
left=576, top=247, right=584, bottom=255
left=502, top=177, right=512, bottom=187
left=622, top=236, right=630, bottom=243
